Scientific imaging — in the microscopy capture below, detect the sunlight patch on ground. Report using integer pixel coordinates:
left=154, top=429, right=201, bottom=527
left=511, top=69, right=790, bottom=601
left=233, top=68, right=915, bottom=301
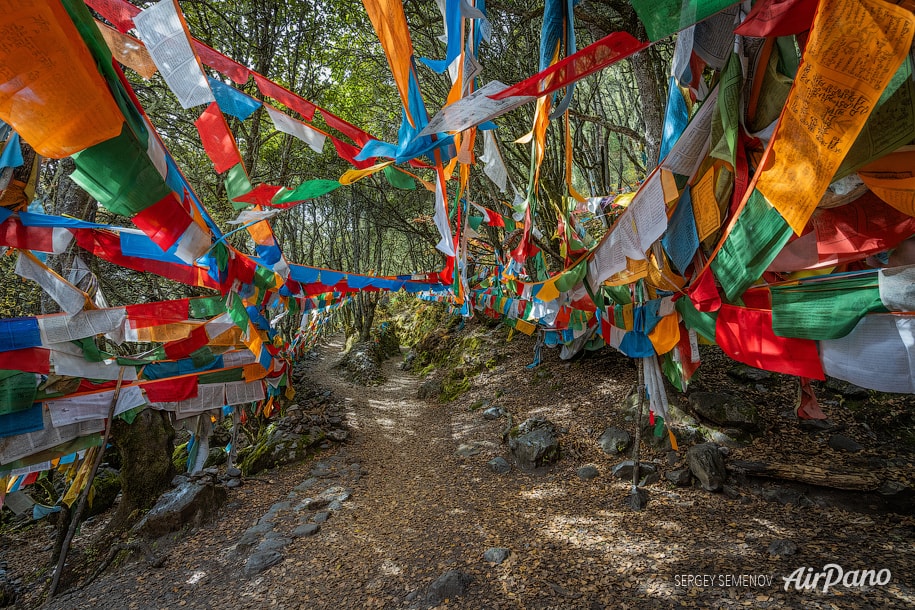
left=186, top=570, right=207, bottom=585
left=519, top=486, right=567, bottom=500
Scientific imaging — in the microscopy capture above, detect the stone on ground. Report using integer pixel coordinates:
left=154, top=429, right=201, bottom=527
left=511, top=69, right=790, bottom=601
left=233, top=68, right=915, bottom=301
left=597, top=426, right=631, bottom=455
left=425, top=570, right=471, bottom=604
left=509, top=418, right=560, bottom=471
left=482, top=548, right=510, bottom=565
left=687, top=443, right=726, bottom=492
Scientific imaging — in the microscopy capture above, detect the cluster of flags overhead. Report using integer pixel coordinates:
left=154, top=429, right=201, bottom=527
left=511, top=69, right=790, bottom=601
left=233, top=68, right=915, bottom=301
left=3, top=0, right=915, bottom=502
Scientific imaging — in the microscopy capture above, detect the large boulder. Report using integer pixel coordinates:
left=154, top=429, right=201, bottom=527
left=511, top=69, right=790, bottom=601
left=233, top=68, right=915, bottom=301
left=687, top=443, right=726, bottom=491
left=239, top=425, right=324, bottom=476
left=688, top=392, right=760, bottom=431
left=133, top=480, right=226, bottom=538
left=597, top=426, right=631, bottom=455
left=509, top=418, right=561, bottom=471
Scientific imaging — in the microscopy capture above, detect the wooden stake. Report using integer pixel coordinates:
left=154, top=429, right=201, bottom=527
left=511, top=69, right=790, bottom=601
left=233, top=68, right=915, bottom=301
left=47, top=367, right=125, bottom=599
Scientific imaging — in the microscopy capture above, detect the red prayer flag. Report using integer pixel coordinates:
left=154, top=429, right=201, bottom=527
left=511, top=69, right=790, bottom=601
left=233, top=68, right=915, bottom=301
left=193, top=40, right=250, bottom=85
left=232, top=184, right=284, bottom=206
left=163, top=325, right=210, bottom=360
left=492, top=32, right=647, bottom=100
left=715, top=304, right=825, bottom=379
left=687, top=267, right=722, bottom=312
left=734, top=0, right=819, bottom=37
left=319, top=109, right=372, bottom=146
left=131, top=194, right=193, bottom=253
left=0, top=347, right=50, bottom=374
left=84, top=0, right=140, bottom=33
left=143, top=375, right=199, bottom=402
left=253, top=74, right=316, bottom=121
left=126, top=298, right=190, bottom=328
left=195, top=102, right=243, bottom=174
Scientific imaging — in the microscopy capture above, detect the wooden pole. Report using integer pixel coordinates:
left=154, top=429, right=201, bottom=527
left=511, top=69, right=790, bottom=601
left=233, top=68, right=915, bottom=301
left=47, top=367, right=125, bottom=599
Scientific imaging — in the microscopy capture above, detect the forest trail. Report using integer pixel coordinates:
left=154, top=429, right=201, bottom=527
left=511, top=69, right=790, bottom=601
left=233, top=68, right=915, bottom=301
left=38, top=336, right=915, bottom=609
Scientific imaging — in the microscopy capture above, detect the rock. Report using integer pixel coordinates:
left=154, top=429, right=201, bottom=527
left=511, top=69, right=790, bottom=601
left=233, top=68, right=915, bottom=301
left=203, top=446, right=227, bottom=468
left=610, top=461, right=657, bottom=480
left=639, top=472, right=660, bottom=486
left=327, top=429, right=349, bottom=443
left=133, top=481, right=226, bottom=538
left=483, top=406, right=506, bottom=420
left=237, top=523, right=275, bottom=548
left=666, top=451, right=679, bottom=466
left=759, top=486, right=813, bottom=507
left=313, top=511, right=330, bottom=524
left=483, top=547, right=510, bottom=565
left=509, top=418, right=561, bottom=471
left=768, top=540, right=798, bottom=557
left=687, top=443, right=726, bottom=492
left=577, top=465, right=599, bottom=480
left=825, top=378, right=869, bottom=399
left=310, top=462, right=334, bottom=478
left=226, top=466, right=241, bottom=478
left=487, top=457, right=511, bottom=475
left=727, top=364, right=771, bottom=383
left=722, top=485, right=740, bottom=499
left=425, top=570, right=471, bottom=604
left=597, top=427, right=631, bottom=455
left=244, top=551, right=283, bottom=576
left=688, top=392, right=760, bottom=431
left=828, top=434, right=864, bottom=453
left=239, top=426, right=324, bottom=476
left=294, top=477, right=318, bottom=492
left=456, top=443, right=482, bottom=457
left=417, top=378, right=444, bottom=399
left=292, top=523, right=320, bottom=538
left=225, top=478, right=242, bottom=489
left=255, top=537, right=291, bottom=553
left=628, top=487, right=649, bottom=510
left=665, top=468, right=692, bottom=487
left=798, top=418, right=835, bottom=433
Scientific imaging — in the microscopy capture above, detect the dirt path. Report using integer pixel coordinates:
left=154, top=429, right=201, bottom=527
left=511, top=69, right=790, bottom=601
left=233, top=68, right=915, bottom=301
left=34, top=336, right=915, bottom=609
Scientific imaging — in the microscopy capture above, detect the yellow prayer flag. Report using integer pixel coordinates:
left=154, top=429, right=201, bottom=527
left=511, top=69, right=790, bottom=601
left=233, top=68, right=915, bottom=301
left=691, top=167, right=722, bottom=241
left=648, top=313, right=680, bottom=355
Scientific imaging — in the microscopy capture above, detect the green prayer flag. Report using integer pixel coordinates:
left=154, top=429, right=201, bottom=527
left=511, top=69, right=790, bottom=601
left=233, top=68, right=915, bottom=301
left=189, top=296, right=227, bottom=319
left=770, top=274, right=887, bottom=340
left=71, top=126, right=171, bottom=217
left=631, top=0, right=740, bottom=42
left=675, top=295, right=718, bottom=342
left=225, top=164, right=254, bottom=209
left=0, top=371, right=38, bottom=416
left=226, top=293, right=250, bottom=330
left=272, top=179, right=342, bottom=204
left=383, top=165, right=416, bottom=190
left=710, top=189, right=793, bottom=302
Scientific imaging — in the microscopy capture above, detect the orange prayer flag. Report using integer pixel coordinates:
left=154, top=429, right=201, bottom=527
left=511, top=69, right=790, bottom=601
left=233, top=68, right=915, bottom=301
left=0, top=2, right=123, bottom=157
left=361, top=0, right=417, bottom=126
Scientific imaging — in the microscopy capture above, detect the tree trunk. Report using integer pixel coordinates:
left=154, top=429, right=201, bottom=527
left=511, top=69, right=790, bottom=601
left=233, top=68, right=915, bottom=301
left=104, top=409, right=176, bottom=536
left=629, top=46, right=667, bottom=170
